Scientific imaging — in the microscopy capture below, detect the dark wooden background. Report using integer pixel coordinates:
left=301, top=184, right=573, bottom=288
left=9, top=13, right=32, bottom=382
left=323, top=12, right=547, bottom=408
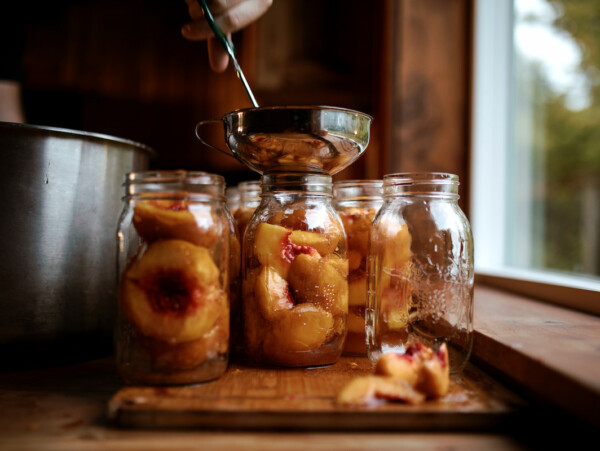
left=18, top=0, right=472, bottom=211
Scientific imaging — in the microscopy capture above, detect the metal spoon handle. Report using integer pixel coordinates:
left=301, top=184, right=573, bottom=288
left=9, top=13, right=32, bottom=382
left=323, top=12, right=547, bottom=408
left=198, top=0, right=259, bottom=108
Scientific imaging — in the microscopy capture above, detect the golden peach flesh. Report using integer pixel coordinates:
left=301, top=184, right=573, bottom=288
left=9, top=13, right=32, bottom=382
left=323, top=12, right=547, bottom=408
left=120, top=239, right=224, bottom=344
left=287, top=253, right=348, bottom=316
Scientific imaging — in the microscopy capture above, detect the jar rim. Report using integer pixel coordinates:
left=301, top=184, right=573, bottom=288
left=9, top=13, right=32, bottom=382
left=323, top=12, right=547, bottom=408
left=260, top=172, right=332, bottom=195
left=333, top=179, right=383, bottom=188
left=123, top=170, right=226, bottom=200
left=333, top=179, right=383, bottom=201
left=125, top=170, right=225, bottom=185
left=383, top=172, right=459, bottom=185
left=383, top=173, right=459, bottom=199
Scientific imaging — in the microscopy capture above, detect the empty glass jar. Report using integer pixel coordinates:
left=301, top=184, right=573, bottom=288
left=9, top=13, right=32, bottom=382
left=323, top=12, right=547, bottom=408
left=366, top=173, right=474, bottom=372
left=333, top=180, right=383, bottom=356
left=242, top=173, right=348, bottom=367
left=115, top=171, right=234, bottom=385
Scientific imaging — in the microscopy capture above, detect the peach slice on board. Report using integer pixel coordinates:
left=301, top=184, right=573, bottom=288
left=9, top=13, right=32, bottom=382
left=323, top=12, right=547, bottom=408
left=337, top=375, right=425, bottom=407
left=420, top=343, right=450, bottom=397
left=120, top=239, right=224, bottom=344
left=287, top=253, right=348, bottom=316
left=375, top=342, right=450, bottom=397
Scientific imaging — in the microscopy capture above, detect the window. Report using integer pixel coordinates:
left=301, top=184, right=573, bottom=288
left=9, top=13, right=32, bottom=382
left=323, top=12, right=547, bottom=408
left=471, top=0, right=600, bottom=312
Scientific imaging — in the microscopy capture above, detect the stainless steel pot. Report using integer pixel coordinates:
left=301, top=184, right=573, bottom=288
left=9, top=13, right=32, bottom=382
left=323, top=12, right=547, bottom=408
left=0, top=122, right=154, bottom=368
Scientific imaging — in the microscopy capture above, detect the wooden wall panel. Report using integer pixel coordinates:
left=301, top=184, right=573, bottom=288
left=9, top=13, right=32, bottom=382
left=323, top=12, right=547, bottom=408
left=389, top=0, right=472, bottom=207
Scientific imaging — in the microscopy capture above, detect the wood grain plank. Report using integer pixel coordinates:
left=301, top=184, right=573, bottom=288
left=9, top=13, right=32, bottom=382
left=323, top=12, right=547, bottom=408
left=108, top=356, right=525, bottom=431
left=473, top=286, right=600, bottom=428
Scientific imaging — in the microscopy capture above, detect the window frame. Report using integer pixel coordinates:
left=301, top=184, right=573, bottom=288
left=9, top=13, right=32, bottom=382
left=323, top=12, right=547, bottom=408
left=470, top=0, right=600, bottom=316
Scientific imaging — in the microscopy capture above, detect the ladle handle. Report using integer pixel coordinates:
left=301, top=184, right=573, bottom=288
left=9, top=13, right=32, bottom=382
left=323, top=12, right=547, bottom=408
left=195, top=120, right=238, bottom=161
left=198, top=0, right=259, bottom=108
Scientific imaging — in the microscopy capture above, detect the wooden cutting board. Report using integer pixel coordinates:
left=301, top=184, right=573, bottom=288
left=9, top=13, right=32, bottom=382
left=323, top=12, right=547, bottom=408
left=108, top=356, right=526, bottom=431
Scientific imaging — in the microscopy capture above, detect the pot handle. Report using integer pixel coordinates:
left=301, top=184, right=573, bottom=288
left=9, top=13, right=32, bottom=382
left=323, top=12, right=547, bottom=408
left=195, top=120, right=238, bottom=161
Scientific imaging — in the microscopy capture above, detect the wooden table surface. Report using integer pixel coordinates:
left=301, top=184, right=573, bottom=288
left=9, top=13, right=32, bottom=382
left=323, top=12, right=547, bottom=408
left=0, top=353, right=586, bottom=450
left=2, top=284, right=599, bottom=449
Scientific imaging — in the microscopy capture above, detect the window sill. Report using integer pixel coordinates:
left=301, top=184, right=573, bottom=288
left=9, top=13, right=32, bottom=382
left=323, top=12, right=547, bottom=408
left=472, top=284, right=600, bottom=429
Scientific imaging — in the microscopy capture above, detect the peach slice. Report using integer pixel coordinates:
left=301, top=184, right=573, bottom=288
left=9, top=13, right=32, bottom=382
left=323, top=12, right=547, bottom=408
left=255, top=222, right=294, bottom=277
left=347, top=250, right=363, bottom=272
left=375, top=342, right=450, bottom=397
left=346, top=308, right=366, bottom=334
left=339, top=208, right=378, bottom=256
left=420, top=344, right=450, bottom=397
left=289, top=230, right=333, bottom=256
left=348, top=276, right=367, bottom=307
left=234, top=206, right=256, bottom=240
left=287, top=253, right=348, bottom=316
left=254, top=223, right=320, bottom=278
left=133, top=199, right=218, bottom=247
left=120, top=239, right=224, bottom=344
left=324, top=254, right=349, bottom=278
left=139, top=311, right=229, bottom=370
left=337, top=375, right=425, bottom=407
left=268, top=303, right=334, bottom=353
left=255, top=265, right=294, bottom=320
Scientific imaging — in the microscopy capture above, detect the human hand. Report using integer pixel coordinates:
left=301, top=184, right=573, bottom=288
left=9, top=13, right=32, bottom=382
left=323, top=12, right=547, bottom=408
left=182, top=0, right=272, bottom=73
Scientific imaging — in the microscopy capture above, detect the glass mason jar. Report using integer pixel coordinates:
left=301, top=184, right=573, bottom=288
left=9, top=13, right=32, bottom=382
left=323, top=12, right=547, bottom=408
left=366, top=173, right=474, bottom=372
left=242, top=173, right=348, bottom=367
left=226, top=185, right=240, bottom=215
left=116, top=171, right=234, bottom=385
left=333, top=180, right=383, bottom=356
left=233, top=180, right=261, bottom=239
left=230, top=180, right=260, bottom=355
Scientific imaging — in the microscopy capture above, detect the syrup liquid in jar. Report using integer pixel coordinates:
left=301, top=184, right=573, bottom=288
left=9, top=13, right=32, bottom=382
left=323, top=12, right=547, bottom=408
left=242, top=173, right=348, bottom=367
left=333, top=180, right=383, bottom=356
left=366, top=173, right=474, bottom=372
left=115, top=171, right=235, bottom=385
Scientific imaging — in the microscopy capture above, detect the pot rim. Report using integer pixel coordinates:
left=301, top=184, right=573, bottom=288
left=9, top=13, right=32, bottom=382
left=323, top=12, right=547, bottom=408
left=0, top=121, right=156, bottom=156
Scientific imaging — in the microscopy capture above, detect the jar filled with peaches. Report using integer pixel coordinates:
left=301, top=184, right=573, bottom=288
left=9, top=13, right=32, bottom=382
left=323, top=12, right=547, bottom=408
left=233, top=180, right=261, bottom=239
left=229, top=180, right=260, bottom=354
left=242, top=173, right=348, bottom=367
left=116, top=171, right=237, bottom=385
left=333, top=180, right=383, bottom=355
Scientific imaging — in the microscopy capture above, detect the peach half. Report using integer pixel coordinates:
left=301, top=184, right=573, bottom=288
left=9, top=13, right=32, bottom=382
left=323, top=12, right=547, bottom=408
left=287, top=253, right=348, bottom=316
left=132, top=199, right=218, bottom=246
left=120, top=239, right=224, bottom=344
left=254, top=222, right=320, bottom=278
left=265, top=303, right=334, bottom=353
left=138, top=313, right=229, bottom=370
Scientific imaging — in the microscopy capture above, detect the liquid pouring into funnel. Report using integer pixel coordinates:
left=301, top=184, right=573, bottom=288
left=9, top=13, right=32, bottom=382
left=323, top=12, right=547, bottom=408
left=198, top=0, right=260, bottom=108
